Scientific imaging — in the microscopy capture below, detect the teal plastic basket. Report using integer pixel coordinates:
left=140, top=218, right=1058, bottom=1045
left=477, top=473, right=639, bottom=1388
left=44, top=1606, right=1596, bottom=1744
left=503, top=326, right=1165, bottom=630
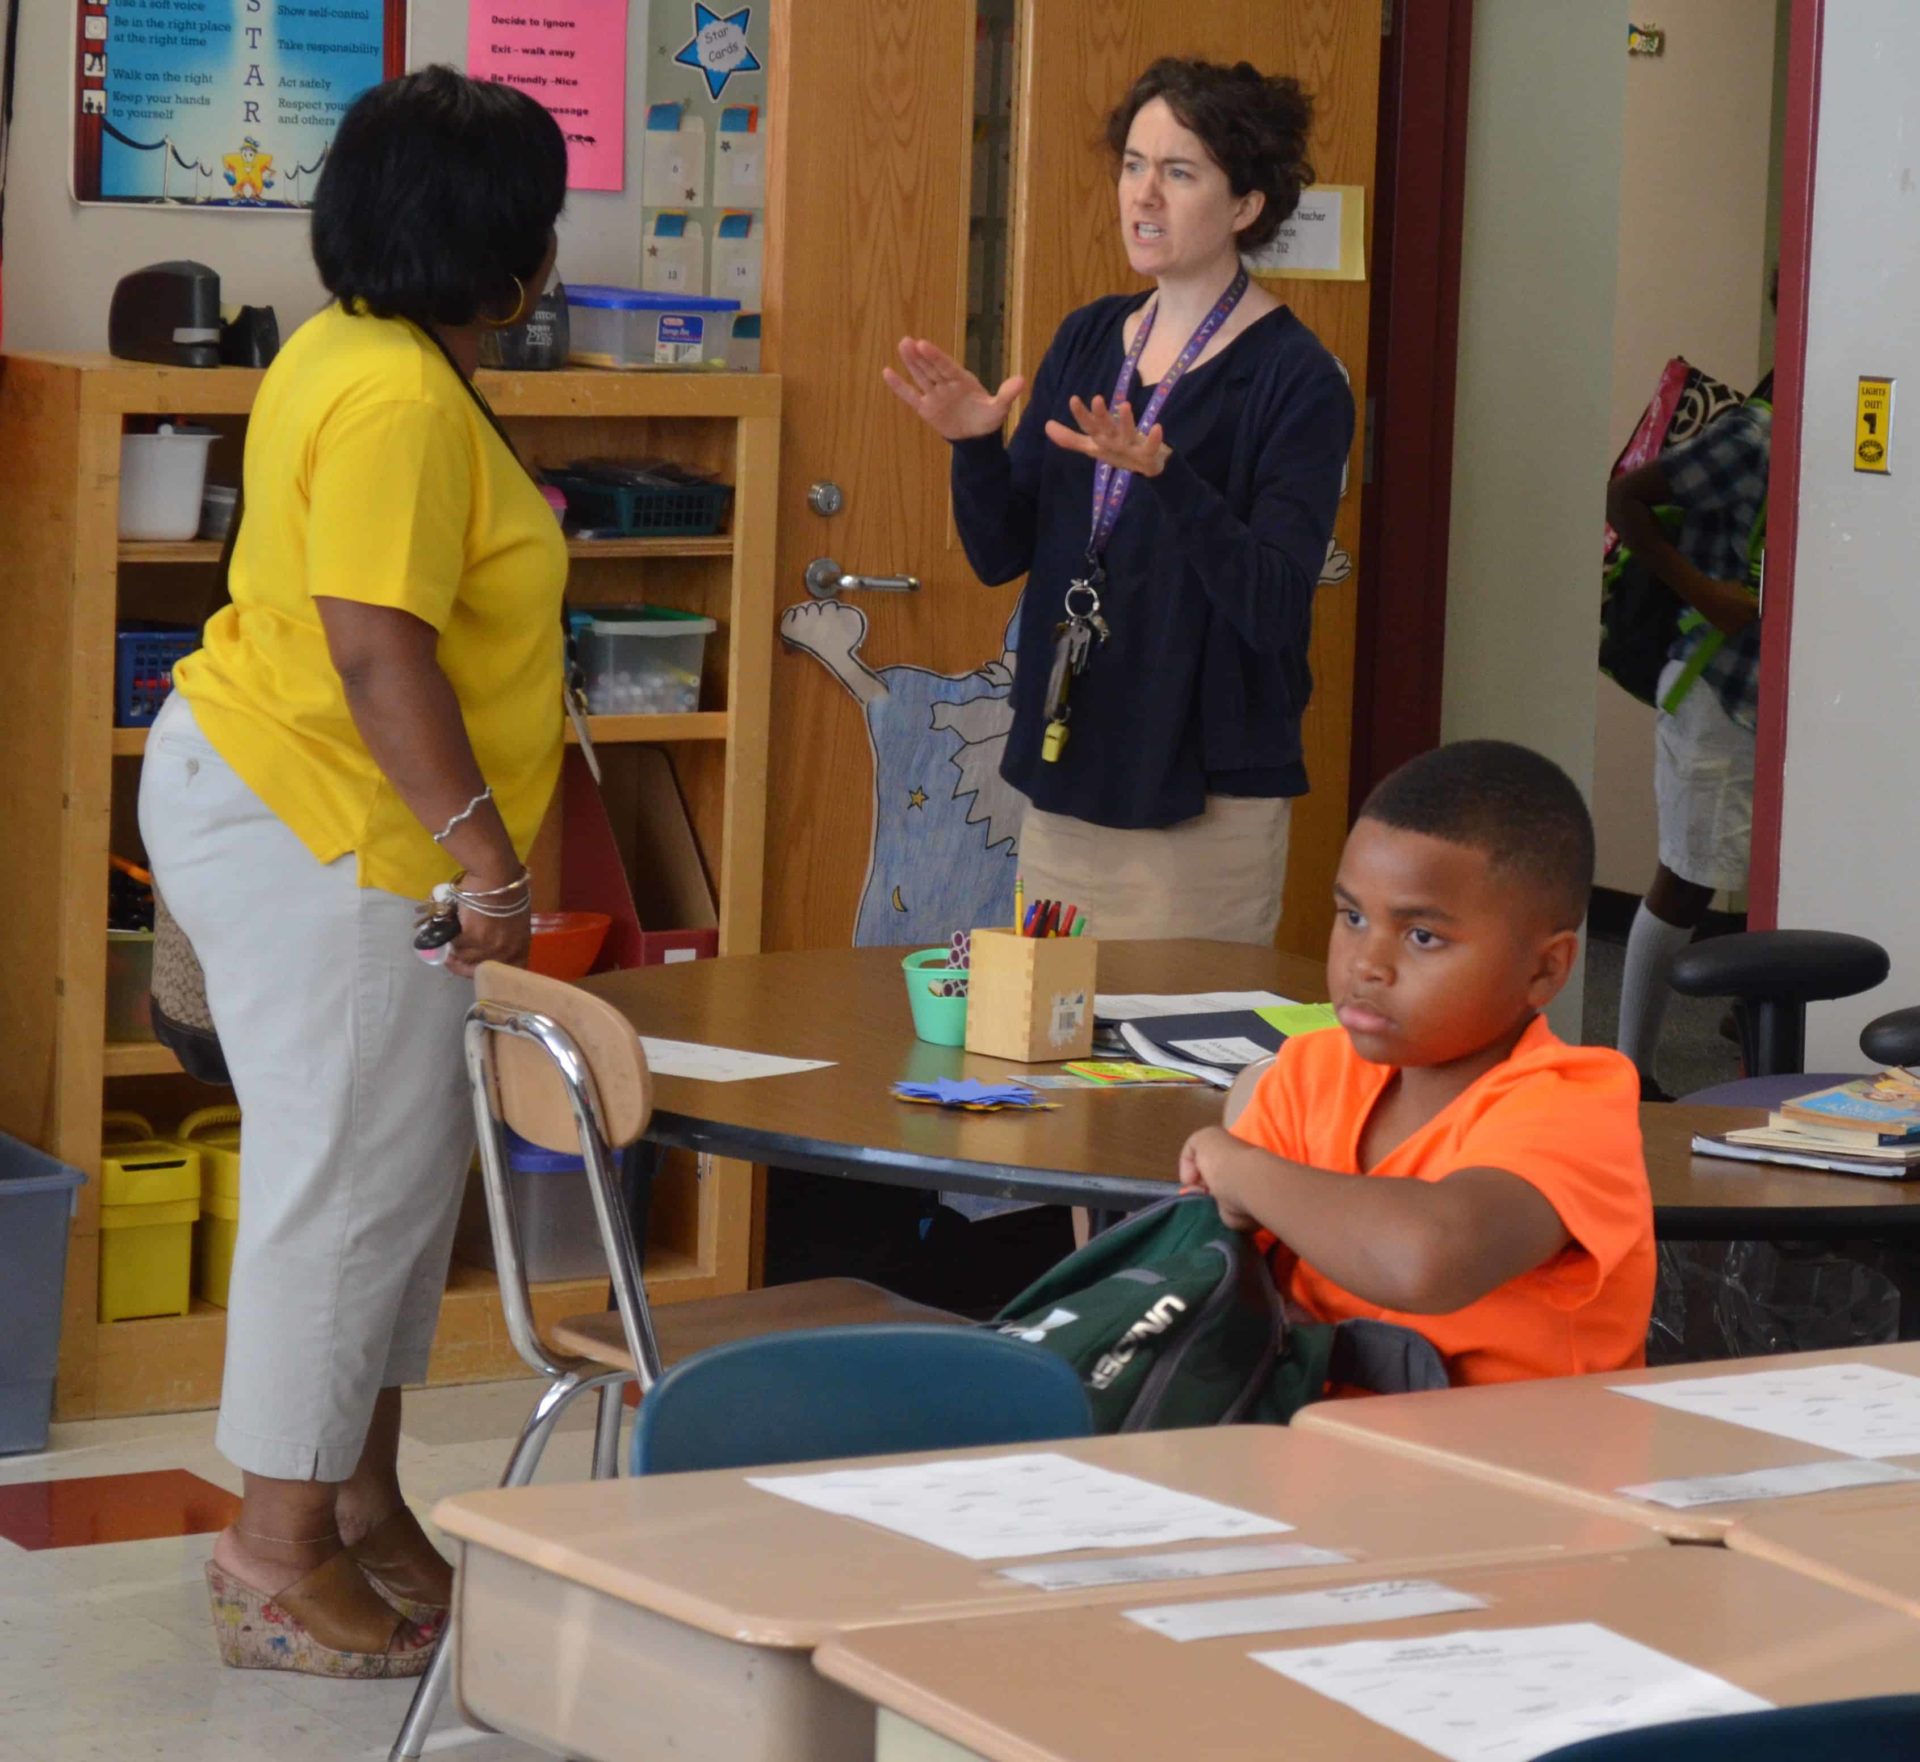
left=903, top=948, right=968, bottom=1046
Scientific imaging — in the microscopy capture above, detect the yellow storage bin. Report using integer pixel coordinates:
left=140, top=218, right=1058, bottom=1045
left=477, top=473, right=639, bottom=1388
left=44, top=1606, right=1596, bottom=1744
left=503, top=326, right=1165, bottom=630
left=181, top=1108, right=242, bottom=1309
left=98, top=1113, right=200, bottom=1323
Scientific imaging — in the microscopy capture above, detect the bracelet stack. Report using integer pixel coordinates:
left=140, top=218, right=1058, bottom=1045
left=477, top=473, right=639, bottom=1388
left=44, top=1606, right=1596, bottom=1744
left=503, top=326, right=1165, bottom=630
left=445, top=870, right=533, bottom=919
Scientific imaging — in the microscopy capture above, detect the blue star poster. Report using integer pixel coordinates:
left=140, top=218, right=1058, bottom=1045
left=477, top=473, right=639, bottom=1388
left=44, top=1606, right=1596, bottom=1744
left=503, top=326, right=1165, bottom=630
left=674, top=5, right=762, bottom=101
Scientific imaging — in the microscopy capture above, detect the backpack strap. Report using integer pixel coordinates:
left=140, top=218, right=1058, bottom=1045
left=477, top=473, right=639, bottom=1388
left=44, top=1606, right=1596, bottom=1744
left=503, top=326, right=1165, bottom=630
left=1327, top=1319, right=1450, bottom=1395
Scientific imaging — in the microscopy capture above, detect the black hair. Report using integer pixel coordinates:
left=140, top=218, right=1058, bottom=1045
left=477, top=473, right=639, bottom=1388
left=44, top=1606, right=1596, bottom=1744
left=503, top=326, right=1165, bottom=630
left=312, top=66, right=567, bottom=328
left=1105, top=58, right=1314, bottom=252
left=1359, top=741, right=1596, bottom=930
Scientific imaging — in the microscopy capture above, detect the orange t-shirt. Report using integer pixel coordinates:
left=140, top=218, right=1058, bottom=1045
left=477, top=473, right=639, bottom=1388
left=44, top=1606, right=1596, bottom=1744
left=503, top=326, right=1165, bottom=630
left=1232, top=1016, right=1654, bottom=1386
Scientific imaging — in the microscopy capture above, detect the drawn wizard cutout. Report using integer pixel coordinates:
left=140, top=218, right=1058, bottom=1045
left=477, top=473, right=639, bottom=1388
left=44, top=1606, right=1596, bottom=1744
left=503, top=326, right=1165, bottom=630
left=781, top=536, right=1351, bottom=948
left=223, top=136, right=275, bottom=202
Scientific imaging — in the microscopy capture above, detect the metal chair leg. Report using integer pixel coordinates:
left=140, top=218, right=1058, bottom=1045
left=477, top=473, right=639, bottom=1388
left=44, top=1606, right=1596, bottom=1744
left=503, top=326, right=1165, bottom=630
left=389, top=1366, right=631, bottom=1761
left=592, top=1381, right=627, bottom=1480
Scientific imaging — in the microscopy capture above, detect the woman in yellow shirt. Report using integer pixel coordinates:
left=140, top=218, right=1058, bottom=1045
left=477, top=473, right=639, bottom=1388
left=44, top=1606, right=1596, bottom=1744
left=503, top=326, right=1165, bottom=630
left=138, top=67, right=568, bottom=1677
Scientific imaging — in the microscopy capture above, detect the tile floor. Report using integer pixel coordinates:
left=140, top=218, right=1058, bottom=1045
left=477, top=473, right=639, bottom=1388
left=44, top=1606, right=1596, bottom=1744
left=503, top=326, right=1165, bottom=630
left=0, top=1380, right=606, bottom=1760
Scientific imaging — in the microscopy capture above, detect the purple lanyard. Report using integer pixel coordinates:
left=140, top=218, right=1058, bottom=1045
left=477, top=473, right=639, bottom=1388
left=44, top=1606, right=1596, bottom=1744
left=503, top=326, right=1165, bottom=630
left=1086, top=266, right=1249, bottom=567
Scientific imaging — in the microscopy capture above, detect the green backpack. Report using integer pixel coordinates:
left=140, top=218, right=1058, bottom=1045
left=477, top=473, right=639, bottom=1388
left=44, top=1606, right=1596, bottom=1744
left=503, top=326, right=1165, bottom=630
left=992, top=1194, right=1447, bottom=1431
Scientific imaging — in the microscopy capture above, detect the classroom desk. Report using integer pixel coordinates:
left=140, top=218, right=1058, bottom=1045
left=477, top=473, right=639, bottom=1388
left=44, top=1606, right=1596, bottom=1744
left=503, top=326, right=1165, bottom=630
left=583, top=945, right=1920, bottom=1236
left=432, top=1426, right=1662, bottom=1762
left=1727, top=1486, right=1920, bottom=1619
left=1294, top=1339, right=1920, bottom=1542
left=814, top=1548, right=1920, bottom=1762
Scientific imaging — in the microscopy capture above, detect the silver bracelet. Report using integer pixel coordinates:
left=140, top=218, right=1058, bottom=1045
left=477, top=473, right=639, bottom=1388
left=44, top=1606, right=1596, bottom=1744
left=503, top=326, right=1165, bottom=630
left=432, top=786, right=494, bottom=846
left=455, top=869, right=532, bottom=900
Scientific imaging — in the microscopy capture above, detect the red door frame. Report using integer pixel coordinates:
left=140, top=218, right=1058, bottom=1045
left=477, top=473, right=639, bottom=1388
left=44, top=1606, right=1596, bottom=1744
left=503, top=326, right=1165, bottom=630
left=1357, top=0, right=1824, bottom=933
left=1349, top=0, right=1475, bottom=815
left=1747, top=0, right=1823, bottom=928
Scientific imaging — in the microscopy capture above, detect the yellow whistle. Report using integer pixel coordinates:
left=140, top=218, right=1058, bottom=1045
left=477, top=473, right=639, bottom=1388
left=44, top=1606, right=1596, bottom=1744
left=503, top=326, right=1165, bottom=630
left=1041, top=719, right=1069, bottom=763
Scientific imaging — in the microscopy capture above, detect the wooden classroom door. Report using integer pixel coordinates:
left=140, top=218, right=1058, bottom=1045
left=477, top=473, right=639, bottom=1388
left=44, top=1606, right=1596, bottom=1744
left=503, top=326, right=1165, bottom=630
left=762, top=0, right=1380, bottom=960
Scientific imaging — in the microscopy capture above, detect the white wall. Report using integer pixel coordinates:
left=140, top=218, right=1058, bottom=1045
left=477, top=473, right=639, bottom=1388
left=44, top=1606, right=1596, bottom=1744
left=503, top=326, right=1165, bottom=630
left=2, top=6, right=654, bottom=352
left=1594, top=0, right=1780, bottom=896
left=1779, top=1, right=1920, bottom=1066
left=1443, top=0, right=1627, bottom=1035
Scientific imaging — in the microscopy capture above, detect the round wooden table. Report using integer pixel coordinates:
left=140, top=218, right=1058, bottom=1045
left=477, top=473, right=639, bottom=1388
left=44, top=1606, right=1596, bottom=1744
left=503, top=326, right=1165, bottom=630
left=585, top=941, right=1321, bottom=1209
left=583, top=944, right=1920, bottom=1237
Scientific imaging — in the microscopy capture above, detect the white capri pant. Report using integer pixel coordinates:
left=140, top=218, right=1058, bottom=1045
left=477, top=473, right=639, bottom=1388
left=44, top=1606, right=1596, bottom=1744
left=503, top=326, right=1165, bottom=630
left=138, top=695, right=476, bottom=1480
left=1653, top=656, right=1756, bottom=894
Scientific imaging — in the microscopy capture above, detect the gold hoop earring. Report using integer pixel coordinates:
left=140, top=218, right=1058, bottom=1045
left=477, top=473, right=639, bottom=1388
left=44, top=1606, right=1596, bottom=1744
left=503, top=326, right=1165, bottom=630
left=485, top=276, right=529, bottom=329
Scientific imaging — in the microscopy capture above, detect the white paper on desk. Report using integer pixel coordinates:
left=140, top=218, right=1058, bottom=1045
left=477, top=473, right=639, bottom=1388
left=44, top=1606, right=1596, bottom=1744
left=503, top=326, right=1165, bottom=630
left=1000, top=1539, right=1352, bottom=1592
left=1618, top=1457, right=1920, bottom=1510
left=1254, top=1622, right=1772, bottom=1762
left=637, top=1038, right=834, bottom=1083
left=746, top=1451, right=1286, bottom=1561
left=1611, top=1362, right=1920, bottom=1460
left=1128, top=1579, right=1486, bottom=1643
left=1167, top=1035, right=1273, bottom=1065
left=1096, top=991, right=1295, bottom=1022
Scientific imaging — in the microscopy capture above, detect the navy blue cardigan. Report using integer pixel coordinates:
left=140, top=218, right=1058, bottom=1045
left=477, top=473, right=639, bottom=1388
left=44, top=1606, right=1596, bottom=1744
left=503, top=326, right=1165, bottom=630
left=951, top=293, right=1352, bottom=829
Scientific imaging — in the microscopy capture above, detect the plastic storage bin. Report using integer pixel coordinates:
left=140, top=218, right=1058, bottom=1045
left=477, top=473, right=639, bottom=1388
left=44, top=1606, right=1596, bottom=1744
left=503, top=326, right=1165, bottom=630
left=545, top=466, right=733, bottom=538
left=575, top=608, right=715, bottom=715
left=119, top=424, right=217, bottom=540
left=180, top=1108, right=242, bottom=1309
left=105, top=929, right=157, bottom=1043
left=98, top=1114, right=200, bottom=1323
left=455, top=1130, right=606, bottom=1283
left=0, top=1132, right=87, bottom=1454
left=566, top=285, right=740, bottom=370
left=115, top=625, right=199, bottom=727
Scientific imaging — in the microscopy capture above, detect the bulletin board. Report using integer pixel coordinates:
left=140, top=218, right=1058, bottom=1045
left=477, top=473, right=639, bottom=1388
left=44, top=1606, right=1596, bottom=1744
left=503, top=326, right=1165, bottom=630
left=71, top=0, right=408, bottom=209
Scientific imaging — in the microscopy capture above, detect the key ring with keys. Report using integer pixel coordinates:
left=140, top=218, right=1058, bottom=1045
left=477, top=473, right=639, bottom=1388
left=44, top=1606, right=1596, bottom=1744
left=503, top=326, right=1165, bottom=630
left=1063, top=576, right=1104, bottom=622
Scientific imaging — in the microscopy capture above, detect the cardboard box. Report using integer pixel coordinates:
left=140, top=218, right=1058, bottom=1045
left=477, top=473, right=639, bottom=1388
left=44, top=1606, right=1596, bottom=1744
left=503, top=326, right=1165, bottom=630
left=963, top=928, right=1097, bottom=1063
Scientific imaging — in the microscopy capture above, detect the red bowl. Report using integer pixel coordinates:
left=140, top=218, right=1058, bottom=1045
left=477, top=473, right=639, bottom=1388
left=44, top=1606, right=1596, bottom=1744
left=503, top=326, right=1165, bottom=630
left=526, top=911, right=611, bottom=980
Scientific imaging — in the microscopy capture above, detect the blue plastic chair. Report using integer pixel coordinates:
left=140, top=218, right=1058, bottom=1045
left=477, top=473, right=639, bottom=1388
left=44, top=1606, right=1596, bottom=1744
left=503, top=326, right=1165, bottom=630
left=1535, top=1695, right=1920, bottom=1761
left=631, top=1323, right=1093, bottom=1476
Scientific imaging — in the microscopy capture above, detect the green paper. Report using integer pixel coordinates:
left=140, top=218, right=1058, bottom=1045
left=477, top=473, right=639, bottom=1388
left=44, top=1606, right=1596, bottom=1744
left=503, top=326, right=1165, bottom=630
left=1255, top=1002, right=1342, bottom=1037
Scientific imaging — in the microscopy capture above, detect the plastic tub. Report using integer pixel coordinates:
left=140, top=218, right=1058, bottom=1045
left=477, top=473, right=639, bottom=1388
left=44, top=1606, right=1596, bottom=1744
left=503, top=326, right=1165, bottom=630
left=105, top=929, right=157, bottom=1044
left=0, top=1132, right=86, bottom=1454
left=119, top=424, right=218, bottom=540
left=903, top=947, right=969, bottom=1047
left=98, top=1114, right=199, bottom=1322
left=199, top=482, right=238, bottom=541
left=527, top=912, right=612, bottom=981
left=576, top=608, right=715, bottom=715
left=566, top=285, right=740, bottom=371
left=180, top=1108, right=242, bottom=1308
left=455, top=1130, right=606, bottom=1283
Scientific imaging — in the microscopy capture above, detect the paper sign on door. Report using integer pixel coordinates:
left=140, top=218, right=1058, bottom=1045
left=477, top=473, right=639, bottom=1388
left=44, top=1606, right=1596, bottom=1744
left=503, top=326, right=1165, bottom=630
left=713, top=212, right=763, bottom=308
left=642, top=213, right=706, bottom=297
left=716, top=105, right=766, bottom=205
left=643, top=103, right=706, bottom=208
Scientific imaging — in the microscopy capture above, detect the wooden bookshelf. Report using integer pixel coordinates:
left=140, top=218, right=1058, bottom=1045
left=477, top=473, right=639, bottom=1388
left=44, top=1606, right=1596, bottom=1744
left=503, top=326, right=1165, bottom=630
left=0, top=353, right=779, bottom=1420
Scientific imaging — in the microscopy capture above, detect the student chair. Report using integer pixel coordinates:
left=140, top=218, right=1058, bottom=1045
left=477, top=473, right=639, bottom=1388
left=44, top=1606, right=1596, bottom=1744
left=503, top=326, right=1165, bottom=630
left=1533, top=1694, right=1920, bottom=1760
left=631, top=1322, right=1093, bottom=1474
left=1666, top=928, right=1889, bottom=1080
left=1685, top=1001, right=1917, bottom=1106
left=390, top=963, right=959, bottom=1762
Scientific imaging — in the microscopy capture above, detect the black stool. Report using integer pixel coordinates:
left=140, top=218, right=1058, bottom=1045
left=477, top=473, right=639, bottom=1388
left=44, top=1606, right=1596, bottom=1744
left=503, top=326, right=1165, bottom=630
left=1861, top=1006, right=1920, bottom=1070
left=1668, top=929, right=1890, bottom=1078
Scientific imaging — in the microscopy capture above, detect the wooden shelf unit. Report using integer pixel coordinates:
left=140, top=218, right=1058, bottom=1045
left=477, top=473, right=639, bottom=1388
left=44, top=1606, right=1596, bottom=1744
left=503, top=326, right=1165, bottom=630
left=0, top=353, right=778, bottom=1421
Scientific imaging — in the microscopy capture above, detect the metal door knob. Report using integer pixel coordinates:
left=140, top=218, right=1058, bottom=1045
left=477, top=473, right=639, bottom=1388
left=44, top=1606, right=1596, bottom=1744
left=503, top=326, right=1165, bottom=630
left=805, top=558, right=921, bottom=600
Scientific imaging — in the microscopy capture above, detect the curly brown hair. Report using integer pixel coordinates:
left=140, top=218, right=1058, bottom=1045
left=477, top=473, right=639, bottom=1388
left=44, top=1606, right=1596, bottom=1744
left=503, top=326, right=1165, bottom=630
left=1104, top=58, right=1315, bottom=252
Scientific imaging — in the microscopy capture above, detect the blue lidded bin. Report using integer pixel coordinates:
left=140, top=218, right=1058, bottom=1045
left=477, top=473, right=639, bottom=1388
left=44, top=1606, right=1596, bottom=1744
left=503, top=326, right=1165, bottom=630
left=0, top=1134, right=87, bottom=1454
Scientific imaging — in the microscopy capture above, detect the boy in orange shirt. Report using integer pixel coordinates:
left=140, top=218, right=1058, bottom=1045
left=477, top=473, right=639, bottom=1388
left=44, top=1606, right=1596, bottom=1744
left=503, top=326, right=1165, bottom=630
left=1180, top=740, right=1654, bottom=1385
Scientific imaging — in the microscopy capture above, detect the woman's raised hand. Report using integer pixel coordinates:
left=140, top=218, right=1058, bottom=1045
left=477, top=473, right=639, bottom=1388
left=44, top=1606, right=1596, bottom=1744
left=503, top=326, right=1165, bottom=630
left=883, top=338, right=1026, bottom=442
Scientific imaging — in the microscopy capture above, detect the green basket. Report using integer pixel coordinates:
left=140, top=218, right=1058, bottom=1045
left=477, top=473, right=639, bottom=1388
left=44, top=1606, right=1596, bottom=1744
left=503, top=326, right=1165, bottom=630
left=903, top=948, right=968, bottom=1047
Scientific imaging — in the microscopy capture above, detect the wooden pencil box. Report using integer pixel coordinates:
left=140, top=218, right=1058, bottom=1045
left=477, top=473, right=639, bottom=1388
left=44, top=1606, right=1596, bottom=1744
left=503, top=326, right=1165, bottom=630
left=963, top=928, right=1097, bottom=1063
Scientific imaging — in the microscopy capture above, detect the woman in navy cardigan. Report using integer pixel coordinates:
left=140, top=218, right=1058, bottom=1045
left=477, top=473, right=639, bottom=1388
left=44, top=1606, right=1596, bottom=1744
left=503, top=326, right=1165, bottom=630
left=885, top=58, right=1353, bottom=943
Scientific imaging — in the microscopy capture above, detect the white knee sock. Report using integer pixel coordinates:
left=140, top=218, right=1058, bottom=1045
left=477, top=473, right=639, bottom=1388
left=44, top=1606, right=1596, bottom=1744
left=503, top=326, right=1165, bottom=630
left=1618, top=903, right=1695, bottom=1078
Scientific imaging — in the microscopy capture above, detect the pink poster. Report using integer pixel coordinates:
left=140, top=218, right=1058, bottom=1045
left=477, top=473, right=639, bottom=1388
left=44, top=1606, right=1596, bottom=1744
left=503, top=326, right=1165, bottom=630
left=468, top=1, right=628, bottom=192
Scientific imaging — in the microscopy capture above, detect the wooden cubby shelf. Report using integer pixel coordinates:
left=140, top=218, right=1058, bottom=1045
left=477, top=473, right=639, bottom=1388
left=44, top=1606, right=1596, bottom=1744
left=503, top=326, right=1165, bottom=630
left=1, top=352, right=778, bottom=1420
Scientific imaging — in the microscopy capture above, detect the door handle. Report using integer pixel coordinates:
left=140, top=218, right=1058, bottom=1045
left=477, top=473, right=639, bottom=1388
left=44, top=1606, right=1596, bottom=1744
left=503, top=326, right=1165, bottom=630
left=805, top=557, right=921, bottom=600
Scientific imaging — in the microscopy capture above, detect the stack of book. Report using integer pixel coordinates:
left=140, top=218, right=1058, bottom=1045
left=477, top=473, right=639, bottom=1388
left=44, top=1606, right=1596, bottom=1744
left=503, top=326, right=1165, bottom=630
left=1693, top=1069, right=1920, bottom=1179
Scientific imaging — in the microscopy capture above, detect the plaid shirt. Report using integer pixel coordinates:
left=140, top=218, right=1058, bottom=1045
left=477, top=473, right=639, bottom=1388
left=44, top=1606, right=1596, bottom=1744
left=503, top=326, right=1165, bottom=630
left=1661, top=401, right=1771, bottom=730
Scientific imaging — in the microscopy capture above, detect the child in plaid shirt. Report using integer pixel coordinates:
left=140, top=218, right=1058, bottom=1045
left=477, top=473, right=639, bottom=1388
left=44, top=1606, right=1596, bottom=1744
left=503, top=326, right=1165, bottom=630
left=1606, top=373, right=1771, bottom=1097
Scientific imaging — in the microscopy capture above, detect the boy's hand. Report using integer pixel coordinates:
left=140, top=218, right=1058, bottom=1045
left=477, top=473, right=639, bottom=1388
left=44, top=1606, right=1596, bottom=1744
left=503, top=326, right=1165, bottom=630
left=1178, top=1126, right=1261, bottom=1231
